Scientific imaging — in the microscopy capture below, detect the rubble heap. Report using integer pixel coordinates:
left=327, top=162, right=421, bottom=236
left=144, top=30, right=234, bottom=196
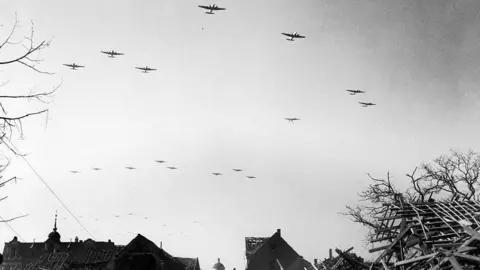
left=367, top=199, right=480, bottom=270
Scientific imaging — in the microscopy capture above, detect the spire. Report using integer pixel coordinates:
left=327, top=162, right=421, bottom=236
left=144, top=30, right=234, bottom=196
left=53, top=210, right=58, bottom=231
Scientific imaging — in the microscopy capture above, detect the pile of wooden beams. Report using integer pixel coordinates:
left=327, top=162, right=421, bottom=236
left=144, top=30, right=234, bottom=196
left=368, top=200, right=480, bottom=270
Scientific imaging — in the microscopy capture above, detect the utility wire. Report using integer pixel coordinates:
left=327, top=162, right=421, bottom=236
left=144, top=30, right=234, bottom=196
left=0, top=215, right=25, bottom=241
left=5, top=138, right=96, bottom=240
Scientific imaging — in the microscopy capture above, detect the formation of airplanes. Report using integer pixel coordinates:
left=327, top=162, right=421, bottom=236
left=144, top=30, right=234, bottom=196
left=198, top=4, right=226, bottom=14
left=56, top=3, right=392, bottom=223
left=69, top=162, right=256, bottom=179
left=70, top=158, right=256, bottom=178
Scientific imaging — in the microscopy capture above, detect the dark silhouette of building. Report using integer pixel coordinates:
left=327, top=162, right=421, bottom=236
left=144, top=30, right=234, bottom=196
left=245, top=229, right=316, bottom=270
left=1, top=213, right=201, bottom=270
left=2, top=212, right=119, bottom=270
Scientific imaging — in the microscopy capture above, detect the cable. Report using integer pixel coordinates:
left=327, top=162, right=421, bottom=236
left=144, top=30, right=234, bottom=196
left=0, top=215, right=25, bottom=241
left=4, top=138, right=96, bottom=240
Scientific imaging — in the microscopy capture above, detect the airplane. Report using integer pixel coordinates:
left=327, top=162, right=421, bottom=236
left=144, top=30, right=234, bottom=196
left=246, top=176, right=256, bottom=179
left=285, top=118, right=300, bottom=123
left=281, top=32, right=306, bottom=41
left=125, top=166, right=136, bottom=170
left=167, top=166, right=178, bottom=170
left=346, top=89, right=365, bottom=95
left=198, top=4, right=226, bottom=14
left=70, top=170, right=80, bottom=174
left=135, top=66, right=157, bottom=73
left=144, top=217, right=148, bottom=219
left=128, top=213, right=135, bottom=216
left=155, top=160, right=166, bottom=164
left=101, top=50, right=124, bottom=58
left=232, top=169, right=243, bottom=172
left=359, top=102, right=376, bottom=107
left=212, top=172, right=222, bottom=176
left=115, top=215, right=120, bottom=218
left=92, top=167, right=102, bottom=171
left=63, top=63, right=85, bottom=70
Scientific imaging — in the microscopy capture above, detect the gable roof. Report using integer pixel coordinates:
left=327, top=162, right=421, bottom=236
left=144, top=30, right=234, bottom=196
left=113, top=234, right=185, bottom=270
left=245, top=230, right=302, bottom=270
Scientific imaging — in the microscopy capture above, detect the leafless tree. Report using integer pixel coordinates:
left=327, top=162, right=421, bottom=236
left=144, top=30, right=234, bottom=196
left=0, top=13, right=60, bottom=223
left=341, top=149, right=480, bottom=242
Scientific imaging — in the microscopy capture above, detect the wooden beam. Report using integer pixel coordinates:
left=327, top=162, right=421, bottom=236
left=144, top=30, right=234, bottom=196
left=372, top=224, right=414, bottom=264
left=447, top=256, right=464, bottom=270
left=394, top=253, right=439, bottom=267
left=462, top=225, right=480, bottom=241
left=453, top=252, right=480, bottom=263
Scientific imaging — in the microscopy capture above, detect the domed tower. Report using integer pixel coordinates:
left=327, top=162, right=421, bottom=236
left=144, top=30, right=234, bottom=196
left=48, top=211, right=61, bottom=243
left=213, top=258, right=225, bottom=270
left=45, top=211, right=61, bottom=252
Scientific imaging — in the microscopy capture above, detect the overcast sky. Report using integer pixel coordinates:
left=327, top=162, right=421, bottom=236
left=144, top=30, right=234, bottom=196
left=2, top=0, right=480, bottom=268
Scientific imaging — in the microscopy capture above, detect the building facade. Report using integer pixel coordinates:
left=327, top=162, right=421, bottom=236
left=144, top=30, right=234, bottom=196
left=1, top=213, right=201, bottom=270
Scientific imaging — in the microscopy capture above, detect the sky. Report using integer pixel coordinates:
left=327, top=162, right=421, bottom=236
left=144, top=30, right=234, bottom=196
left=2, top=0, right=480, bottom=268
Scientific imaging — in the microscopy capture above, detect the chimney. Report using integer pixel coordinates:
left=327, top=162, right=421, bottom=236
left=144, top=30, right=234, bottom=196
left=277, top=229, right=281, bottom=236
left=218, top=258, right=221, bottom=263
left=108, top=239, right=111, bottom=243
left=329, top=249, right=332, bottom=259
left=314, top=259, right=317, bottom=266
left=75, top=236, right=78, bottom=243
left=160, top=241, right=163, bottom=249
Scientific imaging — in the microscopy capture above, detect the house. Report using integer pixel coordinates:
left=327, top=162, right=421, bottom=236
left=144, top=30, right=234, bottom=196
left=245, top=229, right=316, bottom=270
left=108, top=233, right=200, bottom=270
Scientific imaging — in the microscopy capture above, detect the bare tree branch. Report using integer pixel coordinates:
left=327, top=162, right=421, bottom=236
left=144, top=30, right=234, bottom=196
left=0, top=14, right=59, bottom=224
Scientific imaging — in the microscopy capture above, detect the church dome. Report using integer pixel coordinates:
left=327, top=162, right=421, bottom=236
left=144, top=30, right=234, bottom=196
left=213, top=258, right=225, bottom=270
left=48, top=229, right=61, bottom=243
